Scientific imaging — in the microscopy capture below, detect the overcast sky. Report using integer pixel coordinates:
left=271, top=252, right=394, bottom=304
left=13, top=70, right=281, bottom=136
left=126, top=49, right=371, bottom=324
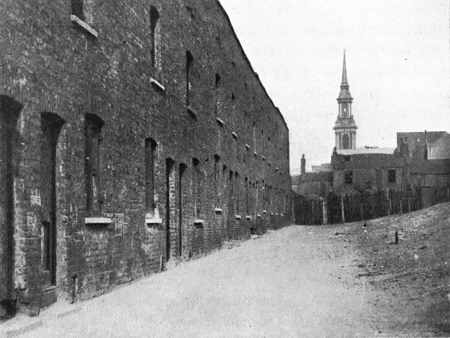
left=220, top=0, right=450, bottom=174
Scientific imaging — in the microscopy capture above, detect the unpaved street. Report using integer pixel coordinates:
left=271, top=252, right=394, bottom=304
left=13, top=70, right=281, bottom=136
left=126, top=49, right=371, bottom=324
left=3, top=218, right=444, bottom=337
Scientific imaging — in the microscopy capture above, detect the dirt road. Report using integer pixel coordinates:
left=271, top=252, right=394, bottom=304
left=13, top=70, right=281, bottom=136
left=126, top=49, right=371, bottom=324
left=3, top=204, right=449, bottom=337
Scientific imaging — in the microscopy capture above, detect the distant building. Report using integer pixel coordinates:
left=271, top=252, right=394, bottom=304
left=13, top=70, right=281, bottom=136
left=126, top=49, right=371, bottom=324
left=292, top=52, right=450, bottom=205
left=397, top=131, right=450, bottom=160
left=334, top=51, right=358, bottom=151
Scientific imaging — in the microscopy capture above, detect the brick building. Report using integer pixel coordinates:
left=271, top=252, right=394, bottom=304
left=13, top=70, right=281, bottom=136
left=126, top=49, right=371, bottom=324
left=0, top=0, right=291, bottom=315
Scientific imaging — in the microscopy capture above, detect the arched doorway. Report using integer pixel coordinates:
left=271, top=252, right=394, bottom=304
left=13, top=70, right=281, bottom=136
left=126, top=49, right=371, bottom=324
left=0, top=95, right=22, bottom=312
left=40, top=113, right=65, bottom=287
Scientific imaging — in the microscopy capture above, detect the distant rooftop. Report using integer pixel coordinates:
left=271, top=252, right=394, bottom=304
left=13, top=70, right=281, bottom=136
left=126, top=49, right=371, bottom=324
left=337, top=147, right=395, bottom=156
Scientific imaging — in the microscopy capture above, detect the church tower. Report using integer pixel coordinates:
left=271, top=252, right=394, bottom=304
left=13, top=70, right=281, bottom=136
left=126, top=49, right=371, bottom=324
left=334, top=51, right=357, bottom=150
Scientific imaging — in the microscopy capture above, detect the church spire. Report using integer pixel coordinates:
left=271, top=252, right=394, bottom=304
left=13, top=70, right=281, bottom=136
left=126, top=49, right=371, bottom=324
left=338, top=50, right=352, bottom=101
left=341, top=50, right=348, bottom=87
left=334, top=50, right=357, bottom=151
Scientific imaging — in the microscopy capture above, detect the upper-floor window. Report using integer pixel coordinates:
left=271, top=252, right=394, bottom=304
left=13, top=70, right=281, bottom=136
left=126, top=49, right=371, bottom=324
left=150, top=6, right=162, bottom=72
left=145, top=138, right=157, bottom=211
left=344, top=170, right=353, bottom=185
left=192, top=158, right=201, bottom=217
left=85, top=114, right=104, bottom=215
left=186, top=51, right=194, bottom=107
left=71, top=0, right=94, bottom=24
left=71, top=0, right=84, bottom=20
left=388, top=169, right=396, bottom=184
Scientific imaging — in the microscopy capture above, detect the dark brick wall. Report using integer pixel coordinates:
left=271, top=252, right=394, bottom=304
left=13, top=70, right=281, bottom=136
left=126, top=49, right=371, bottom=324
left=0, top=0, right=291, bottom=311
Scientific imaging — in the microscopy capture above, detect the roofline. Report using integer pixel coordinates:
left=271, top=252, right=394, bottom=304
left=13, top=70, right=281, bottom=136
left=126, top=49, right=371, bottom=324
left=215, top=0, right=289, bottom=132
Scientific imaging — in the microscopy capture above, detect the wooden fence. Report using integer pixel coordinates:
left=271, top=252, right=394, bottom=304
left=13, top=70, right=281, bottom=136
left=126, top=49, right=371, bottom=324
left=294, top=186, right=450, bottom=225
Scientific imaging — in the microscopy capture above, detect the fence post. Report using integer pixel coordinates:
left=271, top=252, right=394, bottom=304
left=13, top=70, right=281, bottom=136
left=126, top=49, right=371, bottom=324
left=387, top=189, right=392, bottom=216
left=322, top=199, right=328, bottom=225
left=340, top=195, right=346, bottom=224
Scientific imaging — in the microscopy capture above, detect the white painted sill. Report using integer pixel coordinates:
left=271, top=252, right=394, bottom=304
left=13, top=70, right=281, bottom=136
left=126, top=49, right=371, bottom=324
left=150, top=77, right=166, bottom=93
left=193, top=219, right=205, bottom=228
left=85, top=217, right=112, bottom=226
left=70, top=15, right=98, bottom=38
left=187, top=105, right=198, bottom=120
left=145, top=213, right=163, bottom=226
left=216, top=117, right=225, bottom=127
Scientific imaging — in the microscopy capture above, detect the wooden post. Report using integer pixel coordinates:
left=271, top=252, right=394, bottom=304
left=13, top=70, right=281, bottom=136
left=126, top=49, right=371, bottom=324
left=322, top=199, right=328, bottom=225
left=340, top=196, right=346, bottom=224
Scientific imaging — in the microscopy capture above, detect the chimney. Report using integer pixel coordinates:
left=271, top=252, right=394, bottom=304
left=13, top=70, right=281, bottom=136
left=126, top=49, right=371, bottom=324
left=301, top=154, right=306, bottom=175
left=424, top=130, right=428, bottom=160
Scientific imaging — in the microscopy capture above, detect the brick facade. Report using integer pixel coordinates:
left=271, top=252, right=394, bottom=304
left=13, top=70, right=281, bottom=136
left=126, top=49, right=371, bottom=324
left=0, top=0, right=291, bottom=314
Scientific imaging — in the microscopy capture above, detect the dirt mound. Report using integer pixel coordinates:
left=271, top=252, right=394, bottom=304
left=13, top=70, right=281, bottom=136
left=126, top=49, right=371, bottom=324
left=340, top=202, right=450, bottom=336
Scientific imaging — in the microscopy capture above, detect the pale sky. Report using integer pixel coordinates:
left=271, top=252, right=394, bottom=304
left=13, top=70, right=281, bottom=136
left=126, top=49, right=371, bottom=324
left=220, top=0, right=450, bottom=174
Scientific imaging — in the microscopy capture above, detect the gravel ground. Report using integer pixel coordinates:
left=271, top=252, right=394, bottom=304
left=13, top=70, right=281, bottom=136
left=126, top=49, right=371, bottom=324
left=3, top=204, right=449, bottom=337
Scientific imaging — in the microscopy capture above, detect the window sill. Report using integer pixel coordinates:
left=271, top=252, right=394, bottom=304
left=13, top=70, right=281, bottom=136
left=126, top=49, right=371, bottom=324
left=70, top=15, right=98, bottom=38
left=85, top=217, right=112, bottom=226
left=145, top=213, right=163, bottom=226
left=214, top=208, right=223, bottom=215
left=235, top=215, right=242, bottom=220
left=187, top=106, right=198, bottom=120
left=150, top=77, right=166, bottom=93
left=193, top=219, right=205, bottom=229
left=216, top=117, right=225, bottom=127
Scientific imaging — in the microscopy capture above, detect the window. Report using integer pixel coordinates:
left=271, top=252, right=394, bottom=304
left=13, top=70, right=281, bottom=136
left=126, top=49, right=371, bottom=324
left=215, top=73, right=221, bottom=89
left=85, top=114, right=104, bottom=216
left=214, top=155, right=220, bottom=205
left=344, top=171, right=353, bottom=185
left=388, top=169, right=396, bottom=184
left=186, top=51, right=193, bottom=107
left=215, top=73, right=221, bottom=117
left=150, top=6, right=161, bottom=72
left=71, top=0, right=97, bottom=37
left=71, top=0, right=94, bottom=24
left=235, top=172, right=240, bottom=214
left=245, top=178, right=249, bottom=214
left=192, top=158, right=201, bottom=217
left=145, top=138, right=157, bottom=211
left=342, top=134, right=350, bottom=149
left=71, top=0, right=85, bottom=20
left=252, top=122, right=256, bottom=153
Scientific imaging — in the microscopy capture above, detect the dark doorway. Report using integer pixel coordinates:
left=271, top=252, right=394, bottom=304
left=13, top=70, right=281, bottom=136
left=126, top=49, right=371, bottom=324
left=178, top=164, right=187, bottom=258
left=227, top=171, right=234, bottom=240
left=41, top=113, right=65, bottom=286
left=0, top=96, right=22, bottom=306
left=165, top=158, right=175, bottom=262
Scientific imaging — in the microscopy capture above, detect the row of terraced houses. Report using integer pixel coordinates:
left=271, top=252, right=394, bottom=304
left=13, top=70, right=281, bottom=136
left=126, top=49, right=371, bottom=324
left=0, top=0, right=292, bottom=315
